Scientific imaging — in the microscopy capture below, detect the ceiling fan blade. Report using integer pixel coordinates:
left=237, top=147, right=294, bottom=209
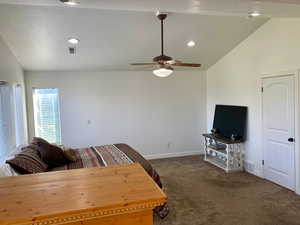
left=165, top=60, right=182, bottom=65
left=130, top=63, right=157, bottom=66
left=172, top=63, right=201, bottom=67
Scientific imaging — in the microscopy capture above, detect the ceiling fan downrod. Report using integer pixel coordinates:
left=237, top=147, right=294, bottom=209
left=157, top=13, right=167, bottom=56
left=153, top=13, right=172, bottom=63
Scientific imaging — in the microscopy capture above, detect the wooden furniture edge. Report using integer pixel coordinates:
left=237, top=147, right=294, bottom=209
left=1, top=163, right=167, bottom=225
left=8, top=200, right=165, bottom=225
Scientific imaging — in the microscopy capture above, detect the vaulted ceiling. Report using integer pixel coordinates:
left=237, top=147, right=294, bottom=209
left=2, top=0, right=298, bottom=71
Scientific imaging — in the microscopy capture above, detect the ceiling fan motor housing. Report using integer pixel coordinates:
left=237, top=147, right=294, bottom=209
left=157, top=13, right=168, bottom=21
left=153, top=55, right=172, bottom=62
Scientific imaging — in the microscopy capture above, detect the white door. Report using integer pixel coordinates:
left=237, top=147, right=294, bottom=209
left=262, top=75, right=295, bottom=190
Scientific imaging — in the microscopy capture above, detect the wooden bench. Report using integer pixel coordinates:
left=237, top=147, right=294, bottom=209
left=0, top=163, right=167, bottom=225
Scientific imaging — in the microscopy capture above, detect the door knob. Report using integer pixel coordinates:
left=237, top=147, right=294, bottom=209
left=288, top=138, right=294, bottom=142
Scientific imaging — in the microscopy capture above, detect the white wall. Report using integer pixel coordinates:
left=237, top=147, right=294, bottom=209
left=207, top=18, right=300, bottom=179
left=0, top=35, right=27, bottom=158
left=25, top=70, right=206, bottom=159
left=0, top=36, right=24, bottom=85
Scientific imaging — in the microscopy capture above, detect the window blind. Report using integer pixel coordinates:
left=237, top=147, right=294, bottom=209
left=33, top=88, right=62, bottom=144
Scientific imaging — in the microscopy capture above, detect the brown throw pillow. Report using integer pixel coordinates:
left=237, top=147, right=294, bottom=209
left=63, top=148, right=77, bottom=162
left=31, top=137, right=50, bottom=145
left=37, top=142, right=68, bottom=167
left=22, top=144, right=41, bottom=157
left=6, top=147, right=48, bottom=174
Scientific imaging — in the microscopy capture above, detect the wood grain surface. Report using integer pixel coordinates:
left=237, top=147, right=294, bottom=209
left=0, top=163, right=166, bottom=225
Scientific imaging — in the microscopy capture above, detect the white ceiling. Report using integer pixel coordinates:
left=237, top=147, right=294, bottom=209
left=1, top=0, right=300, bottom=17
left=1, top=0, right=300, bottom=71
left=0, top=3, right=268, bottom=71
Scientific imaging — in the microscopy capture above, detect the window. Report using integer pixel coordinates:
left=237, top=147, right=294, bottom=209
left=33, top=88, right=62, bottom=144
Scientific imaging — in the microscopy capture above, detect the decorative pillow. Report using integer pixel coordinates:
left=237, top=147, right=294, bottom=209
left=37, top=142, right=68, bottom=167
left=6, top=148, right=48, bottom=174
left=63, top=148, right=77, bottom=162
left=31, top=137, right=50, bottom=145
left=22, top=144, right=41, bottom=157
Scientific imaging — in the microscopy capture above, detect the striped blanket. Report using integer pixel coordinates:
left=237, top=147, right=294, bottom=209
left=51, top=144, right=169, bottom=218
left=52, top=145, right=133, bottom=170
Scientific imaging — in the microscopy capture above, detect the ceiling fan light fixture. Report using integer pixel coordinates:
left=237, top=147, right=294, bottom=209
left=68, top=38, right=79, bottom=44
left=153, top=67, right=173, bottom=78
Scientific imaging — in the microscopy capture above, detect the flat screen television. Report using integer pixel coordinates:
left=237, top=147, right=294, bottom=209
left=212, top=105, right=247, bottom=141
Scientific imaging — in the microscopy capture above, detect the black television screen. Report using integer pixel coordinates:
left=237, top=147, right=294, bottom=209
left=212, top=105, right=247, bottom=141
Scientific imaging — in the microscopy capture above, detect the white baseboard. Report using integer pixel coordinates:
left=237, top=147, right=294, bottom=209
left=144, top=151, right=202, bottom=160
left=296, top=186, right=300, bottom=195
left=244, top=160, right=263, bottom=178
left=245, top=168, right=261, bottom=177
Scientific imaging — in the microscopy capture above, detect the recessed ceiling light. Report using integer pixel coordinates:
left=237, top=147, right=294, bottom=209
left=60, top=0, right=79, bottom=6
left=249, top=11, right=261, bottom=17
left=187, top=40, right=196, bottom=47
left=68, top=38, right=79, bottom=44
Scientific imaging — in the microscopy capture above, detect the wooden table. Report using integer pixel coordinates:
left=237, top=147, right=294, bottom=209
left=0, top=163, right=167, bottom=225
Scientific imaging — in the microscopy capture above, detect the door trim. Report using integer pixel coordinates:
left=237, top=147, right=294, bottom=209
left=261, top=70, right=300, bottom=194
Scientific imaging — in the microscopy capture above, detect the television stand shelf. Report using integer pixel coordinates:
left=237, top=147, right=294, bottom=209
left=202, top=133, right=244, bottom=173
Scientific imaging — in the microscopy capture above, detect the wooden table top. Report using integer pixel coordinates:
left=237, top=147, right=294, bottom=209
left=0, top=163, right=167, bottom=225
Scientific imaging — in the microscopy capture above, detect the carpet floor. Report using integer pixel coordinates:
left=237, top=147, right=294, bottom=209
left=150, top=155, right=300, bottom=225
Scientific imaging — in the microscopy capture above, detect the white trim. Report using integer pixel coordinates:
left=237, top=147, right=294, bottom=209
left=143, top=151, right=201, bottom=160
left=295, top=70, right=300, bottom=195
left=244, top=160, right=261, bottom=177
left=261, top=70, right=297, bottom=78
left=260, top=70, right=300, bottom=194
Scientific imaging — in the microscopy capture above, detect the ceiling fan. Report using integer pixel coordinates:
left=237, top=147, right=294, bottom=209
left=130, top=12, right=201, bottom=77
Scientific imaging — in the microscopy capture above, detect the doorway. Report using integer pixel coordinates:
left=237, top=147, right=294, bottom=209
left=262, top=74, right=296, bottom=190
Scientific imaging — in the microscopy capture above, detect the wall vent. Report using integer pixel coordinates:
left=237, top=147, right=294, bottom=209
left=69, top=47, right=76, bottom=55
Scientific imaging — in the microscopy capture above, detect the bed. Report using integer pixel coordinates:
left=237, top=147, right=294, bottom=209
left=2, top=141, right=169, bottom=219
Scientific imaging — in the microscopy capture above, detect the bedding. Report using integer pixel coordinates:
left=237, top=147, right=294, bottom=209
left=6, top=147, right=48, bottom=174
left=51, top=144, right=163, bottom=187
left=32, top=137, right=69, bottom=167
left=37, top=141, right=69, bottom=167
left=0, top=163, right=19, bottom=176
left=51, top=144, right=168, bottom=218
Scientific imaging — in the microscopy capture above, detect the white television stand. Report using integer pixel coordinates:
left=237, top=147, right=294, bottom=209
left=203, top=133, right=244, bottom=173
